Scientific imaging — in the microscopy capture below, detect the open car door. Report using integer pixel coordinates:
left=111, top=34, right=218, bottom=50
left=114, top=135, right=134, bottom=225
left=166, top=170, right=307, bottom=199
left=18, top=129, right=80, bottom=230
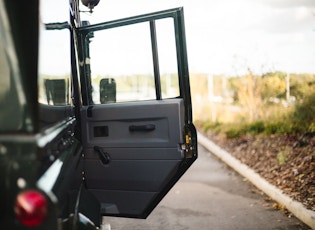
left=78, top=8, right=197, bottom=218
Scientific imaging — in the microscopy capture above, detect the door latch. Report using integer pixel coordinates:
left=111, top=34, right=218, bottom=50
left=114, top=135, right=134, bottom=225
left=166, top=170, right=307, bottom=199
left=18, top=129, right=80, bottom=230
left=180, top=125, right=197, bottom=159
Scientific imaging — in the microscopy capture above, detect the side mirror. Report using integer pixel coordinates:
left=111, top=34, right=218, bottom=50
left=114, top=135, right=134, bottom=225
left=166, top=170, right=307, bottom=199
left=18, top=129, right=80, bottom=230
left=100, top=78, right=116, bottom=104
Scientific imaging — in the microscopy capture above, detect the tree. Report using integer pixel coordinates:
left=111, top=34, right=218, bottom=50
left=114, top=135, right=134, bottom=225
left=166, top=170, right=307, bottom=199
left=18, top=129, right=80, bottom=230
left=236, top=69, right=263, bottom=122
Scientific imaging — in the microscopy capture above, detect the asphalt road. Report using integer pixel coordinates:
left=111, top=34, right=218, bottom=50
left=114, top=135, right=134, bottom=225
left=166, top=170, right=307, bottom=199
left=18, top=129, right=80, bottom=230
left=102, top=145, right=310, bottom=230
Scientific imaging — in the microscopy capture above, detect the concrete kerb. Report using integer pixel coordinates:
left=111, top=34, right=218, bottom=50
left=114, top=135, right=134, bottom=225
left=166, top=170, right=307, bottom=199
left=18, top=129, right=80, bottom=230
left=197, top=132, right=315, bottom=229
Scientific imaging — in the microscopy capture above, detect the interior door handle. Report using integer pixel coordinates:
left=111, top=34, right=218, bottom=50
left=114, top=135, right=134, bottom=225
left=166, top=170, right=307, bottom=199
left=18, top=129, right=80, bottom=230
left=129, top=124, right=156, bottom=132
left=94, top=146, right=110, bottom=165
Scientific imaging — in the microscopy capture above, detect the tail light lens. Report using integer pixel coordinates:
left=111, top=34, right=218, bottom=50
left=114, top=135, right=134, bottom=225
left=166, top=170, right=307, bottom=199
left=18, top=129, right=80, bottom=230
left=14, top=190, right=48, bottom=227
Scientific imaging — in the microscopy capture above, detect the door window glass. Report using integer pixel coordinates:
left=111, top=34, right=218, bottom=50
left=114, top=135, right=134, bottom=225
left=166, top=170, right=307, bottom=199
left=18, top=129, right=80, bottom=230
left=156, top=18, right=179, bottom=99
left=87, top=18, right=180, bottom=104
left=0, top=27, right=24, bottom=131
left=38, top=0, right=72, bottom=129
left=38, top=27, right=71, bottom=106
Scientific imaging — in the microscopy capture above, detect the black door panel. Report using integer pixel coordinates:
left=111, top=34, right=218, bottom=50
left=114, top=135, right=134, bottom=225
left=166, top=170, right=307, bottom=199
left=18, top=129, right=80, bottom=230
left=84, top=159, right=181, bottom=191
left=81, top=99, right=186, bottom=217
left=78, top=8, right=197, bottom=219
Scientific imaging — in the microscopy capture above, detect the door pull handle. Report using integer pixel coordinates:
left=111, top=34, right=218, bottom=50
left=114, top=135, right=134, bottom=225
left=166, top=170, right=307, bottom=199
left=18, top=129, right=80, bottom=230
left=129, top=124, right=155, bottom=132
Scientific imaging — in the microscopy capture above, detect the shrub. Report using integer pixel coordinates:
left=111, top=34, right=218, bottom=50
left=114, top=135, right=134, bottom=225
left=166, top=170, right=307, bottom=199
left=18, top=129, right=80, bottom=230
left=244, top=121, right=265, bottom=134
left=225, top=128, right=243, bottom=139
left=290, top=93, right=315, bottom=127
left=264, top=121, right=295, bottom=134
left=203, top=121, right=221, bottom=133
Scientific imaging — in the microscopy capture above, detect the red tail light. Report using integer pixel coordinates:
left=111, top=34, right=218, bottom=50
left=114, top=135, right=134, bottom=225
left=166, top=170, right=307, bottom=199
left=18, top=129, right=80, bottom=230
left=14, top=190, right=48, bottom=227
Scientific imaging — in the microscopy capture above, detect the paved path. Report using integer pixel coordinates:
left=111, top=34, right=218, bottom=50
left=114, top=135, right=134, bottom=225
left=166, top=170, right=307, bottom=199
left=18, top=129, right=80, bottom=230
left=102, top=145, right=310, bottom=230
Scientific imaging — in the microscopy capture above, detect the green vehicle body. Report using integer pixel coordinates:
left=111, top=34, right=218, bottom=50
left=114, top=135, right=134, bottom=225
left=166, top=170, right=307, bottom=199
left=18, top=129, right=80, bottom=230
left=0, top=0, right=197, bottom=229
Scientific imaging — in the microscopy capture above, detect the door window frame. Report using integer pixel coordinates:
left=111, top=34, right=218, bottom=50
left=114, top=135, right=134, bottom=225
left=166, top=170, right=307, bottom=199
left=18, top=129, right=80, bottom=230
left=77, top=7, right=193, bottom=125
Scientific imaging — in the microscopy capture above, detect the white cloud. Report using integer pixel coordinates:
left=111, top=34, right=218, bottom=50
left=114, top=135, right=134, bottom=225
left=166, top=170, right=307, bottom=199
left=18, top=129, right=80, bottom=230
left=257, top=0, right=315, bottom=9
left=81, top=0, right=315, bottom=75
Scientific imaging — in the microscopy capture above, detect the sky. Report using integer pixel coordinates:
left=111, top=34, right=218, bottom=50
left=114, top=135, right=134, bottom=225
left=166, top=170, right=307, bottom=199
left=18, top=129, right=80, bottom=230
left=80, top=0, right=315, bottom=76
left=41, top=0, right=315, bottom=76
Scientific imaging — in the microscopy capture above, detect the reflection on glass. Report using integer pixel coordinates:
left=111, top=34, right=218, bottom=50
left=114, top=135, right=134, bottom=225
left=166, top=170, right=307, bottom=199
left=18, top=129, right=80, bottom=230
left=0, top=27, right=24, bottom=131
